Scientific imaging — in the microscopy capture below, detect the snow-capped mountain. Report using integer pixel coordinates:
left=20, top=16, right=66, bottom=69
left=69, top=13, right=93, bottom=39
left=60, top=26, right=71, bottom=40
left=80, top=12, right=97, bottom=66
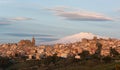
left=41, top=32, right=109, bottom=45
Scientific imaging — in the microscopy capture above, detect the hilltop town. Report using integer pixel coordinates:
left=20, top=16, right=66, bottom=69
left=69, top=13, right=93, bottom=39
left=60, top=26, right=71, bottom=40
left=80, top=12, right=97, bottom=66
left=0, top=36, right=120, bottom=60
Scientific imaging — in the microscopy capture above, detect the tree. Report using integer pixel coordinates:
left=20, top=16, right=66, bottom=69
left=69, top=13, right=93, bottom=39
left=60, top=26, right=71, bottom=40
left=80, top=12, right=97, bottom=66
left=79, top=50, right=90, bottom=60
left=94, top=42, right=102, bottom=61
left=110, top=47, right=119, bottom=57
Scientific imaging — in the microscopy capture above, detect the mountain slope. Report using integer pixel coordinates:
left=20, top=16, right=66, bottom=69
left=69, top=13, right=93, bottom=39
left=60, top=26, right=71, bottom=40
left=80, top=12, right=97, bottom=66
left=41, top=32, right=108, bottom=45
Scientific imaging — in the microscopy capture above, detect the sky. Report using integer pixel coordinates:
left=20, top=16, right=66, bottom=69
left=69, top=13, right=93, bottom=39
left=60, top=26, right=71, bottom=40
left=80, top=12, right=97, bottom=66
left=0, top=0, right=120, bottom=44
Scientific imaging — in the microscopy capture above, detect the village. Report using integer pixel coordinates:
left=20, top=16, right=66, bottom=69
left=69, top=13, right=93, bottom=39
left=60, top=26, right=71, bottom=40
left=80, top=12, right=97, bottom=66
left=0, top=36, right=120, bottom=61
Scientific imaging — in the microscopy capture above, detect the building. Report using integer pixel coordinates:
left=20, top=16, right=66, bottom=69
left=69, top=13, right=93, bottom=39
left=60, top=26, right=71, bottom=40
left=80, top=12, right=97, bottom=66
left=18, top=37, right=36, bottom=47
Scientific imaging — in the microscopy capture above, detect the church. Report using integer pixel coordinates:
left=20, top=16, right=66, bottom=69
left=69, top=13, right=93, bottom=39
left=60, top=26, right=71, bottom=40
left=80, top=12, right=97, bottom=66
left=18, top=37, right=35, bottom=47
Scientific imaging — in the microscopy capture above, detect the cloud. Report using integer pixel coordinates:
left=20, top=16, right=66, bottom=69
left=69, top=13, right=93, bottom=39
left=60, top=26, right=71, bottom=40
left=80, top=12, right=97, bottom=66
left=116, top=8, right=120, bottom=12
left=0, top=18, right=11, bottom=25
left=0, top=17, right=33, bottom=25
left=47, top=6, right=113, bottom=21
left=4, top=33, right=54, bottom=37
left=36, top=38, right=58, bottom=42
left=9, top=17, right=32, bottom=21
left=4, top=33, right=57, bottom=43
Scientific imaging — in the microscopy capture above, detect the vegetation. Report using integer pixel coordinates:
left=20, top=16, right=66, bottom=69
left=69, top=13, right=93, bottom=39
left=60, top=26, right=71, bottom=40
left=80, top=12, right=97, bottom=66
left=0, top=54, right=119, bottom=70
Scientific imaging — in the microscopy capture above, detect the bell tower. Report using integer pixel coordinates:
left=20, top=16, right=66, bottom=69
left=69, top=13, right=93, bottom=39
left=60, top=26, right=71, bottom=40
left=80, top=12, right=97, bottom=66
left=32, top=36, right=35, bottom=46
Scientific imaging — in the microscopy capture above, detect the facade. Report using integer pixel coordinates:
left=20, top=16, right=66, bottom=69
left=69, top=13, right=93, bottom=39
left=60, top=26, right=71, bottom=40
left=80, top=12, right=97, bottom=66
left=18, top=37, right=35, bottom=47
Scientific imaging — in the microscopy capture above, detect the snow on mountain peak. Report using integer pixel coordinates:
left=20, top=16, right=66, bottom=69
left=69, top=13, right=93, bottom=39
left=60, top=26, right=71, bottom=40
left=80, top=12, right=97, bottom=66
left=41, top=32, right=109, bottom=45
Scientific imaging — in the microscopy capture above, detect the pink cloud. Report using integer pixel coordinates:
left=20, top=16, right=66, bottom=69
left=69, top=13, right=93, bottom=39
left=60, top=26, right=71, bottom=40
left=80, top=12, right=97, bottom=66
left=47, top=7, right=113, bottom=21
